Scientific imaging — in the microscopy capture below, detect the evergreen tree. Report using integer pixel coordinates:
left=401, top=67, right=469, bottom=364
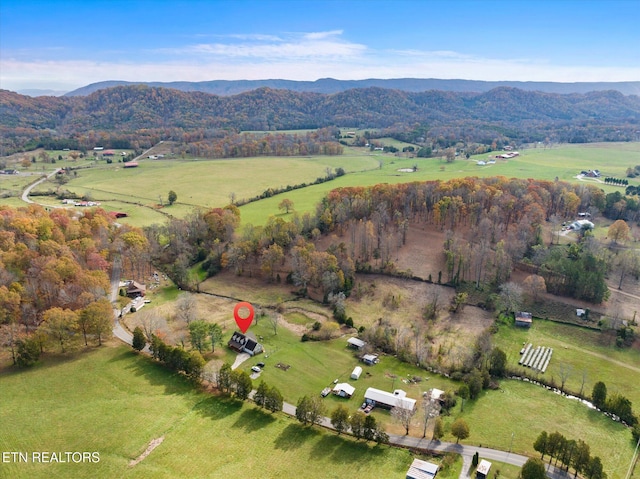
left=533, top=431, right=548, bottom=459
left=591, top=382, right=607, bottom=409
left=265, top=386, right=283, bottom=413
left=132, top=326, right=146, bottom=351
left=218, top=362, right=232, bottom=393
left=349, top=411, right=366, bottom=439
left=254, top=381, right=268, bottom=408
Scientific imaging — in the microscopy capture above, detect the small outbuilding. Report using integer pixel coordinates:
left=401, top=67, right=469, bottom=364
left=476, top=460, right=492, bottom=479
left=426, top=388, right=445, bottom=403
left=351, top=366, right=363, bottom=380
left=332, top=383, right=355, bottom=398
left=515, top=311, right=532, bottom=328
left=407, top=459, right=439, bottom=479
left=347, top=337, right=366, bottom=350
left=362, top=354, right=379, bottom=365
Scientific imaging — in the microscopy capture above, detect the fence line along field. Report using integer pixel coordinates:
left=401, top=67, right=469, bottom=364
left=3, top=141, right=639, bottom=227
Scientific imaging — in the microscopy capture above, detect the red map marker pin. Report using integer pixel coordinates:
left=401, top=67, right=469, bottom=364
left=234, top=302, right=254, bottom=334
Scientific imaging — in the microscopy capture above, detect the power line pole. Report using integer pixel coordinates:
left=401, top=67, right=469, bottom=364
left=625, top=433, right=640, bottom=479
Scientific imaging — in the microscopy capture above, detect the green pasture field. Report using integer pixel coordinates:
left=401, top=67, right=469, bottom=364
left=0, top=346, right=415, bottom=479
left=0, top=196, right=28, bottom=208
left=375, top=137, right=420, bottom=150
left=4, top=142, right=639, bottom=227
left=231, top=319, right=638, bottom=478
left=235, top=320, right=458, bottom=408
left=56, top=154, right=378, bottom=213
left=493, top=319, right=640, bottom=407
left=239, top=142, right=640, bottom=225
left=457, top=380, right=636, bottom=479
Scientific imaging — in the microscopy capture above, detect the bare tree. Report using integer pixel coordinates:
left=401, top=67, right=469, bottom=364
left=268, top=310, right=280, bottom=335
left=392, top=402, right=417, bottom=435
left=579, top=370, right=588, bottom=397
left=499, top=282, right=523, bottom=316
left=138, top=309, right=167, bottom=341
left=421, top=391, right=441, bottom=438
left=523, top=275, right=546, bottom=303
left=423, top=288, right=441, bottom=320
left=558, top=362, right=572, bottom=392
left=175, top=292, right=198, bottom=325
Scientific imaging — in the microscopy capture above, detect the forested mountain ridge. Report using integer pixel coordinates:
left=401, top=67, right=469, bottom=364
left=62, top=77, right=640, bottom=97
left=2, top=85, right=640, bottom=153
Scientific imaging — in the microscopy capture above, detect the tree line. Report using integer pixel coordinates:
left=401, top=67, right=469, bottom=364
left=533, top=431, right=606, bottom=479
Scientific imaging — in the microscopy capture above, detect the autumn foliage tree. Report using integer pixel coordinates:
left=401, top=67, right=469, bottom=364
left=0, top=205, right=122, bottom=362
left=607, top=219, right=630, bottom=244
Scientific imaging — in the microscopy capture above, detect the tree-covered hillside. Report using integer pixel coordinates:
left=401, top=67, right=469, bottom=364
left=2, top=86, right=640, bottom=153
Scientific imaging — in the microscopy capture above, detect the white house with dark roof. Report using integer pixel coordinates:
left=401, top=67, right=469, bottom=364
left=228, top=332, right=263, bottom=356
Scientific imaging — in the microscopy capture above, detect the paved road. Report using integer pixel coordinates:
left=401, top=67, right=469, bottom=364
left=21, top=168, right=61, bottom=204
left=242, top=380, right=567, bottom=479
left=108, top=253, right=138, bottom=347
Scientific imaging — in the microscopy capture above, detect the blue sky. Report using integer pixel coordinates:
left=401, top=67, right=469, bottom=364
left=1, top=0, right=639, bottom=92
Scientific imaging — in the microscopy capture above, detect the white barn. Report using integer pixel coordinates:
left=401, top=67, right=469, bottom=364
left=407, top=459, right=439, bottom=479
left=364, top=387, right=416, bottom=411
left=351, top=366, right=363, bottom=380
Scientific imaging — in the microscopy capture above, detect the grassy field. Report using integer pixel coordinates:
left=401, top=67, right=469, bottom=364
left=456, top=380, right=636, bottom=479
left=0, top=345, right=419, bottom=479
left=493, top=319, right=640, bottom=407
left=58, top=155, right=378, bottom=208
left=239, top=142, right=640, bottom=226
left=188, top=313, right=638, bottom=479
left=3, top=142, right=639, bottom=227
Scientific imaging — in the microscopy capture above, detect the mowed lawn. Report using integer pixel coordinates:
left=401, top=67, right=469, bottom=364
left=234, top=321, right=458, bottom=412
left=223, top=320, right=637, bottom=479
left=11, top=141, right=638, bottom=227
left=0, top=346, right=414, bottom=479
left=456, top=380, right=636, bottom=479
left=493, top=319, right=640, bottom=407
left=60, top=155, right=379, bottom=210
left=239, top=142, right=640, bottom=226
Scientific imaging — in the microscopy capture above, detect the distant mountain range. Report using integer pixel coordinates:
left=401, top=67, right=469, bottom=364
left=2, top=85, right=640, bottom=152
left=59, top=78, right=640, bottom=97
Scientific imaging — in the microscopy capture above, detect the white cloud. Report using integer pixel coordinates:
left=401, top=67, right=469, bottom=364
left=303, top=30, right=343, bottom=40
left=2, top=30, right=640, bottom=91
left=161, top=30, right=365, bottom=59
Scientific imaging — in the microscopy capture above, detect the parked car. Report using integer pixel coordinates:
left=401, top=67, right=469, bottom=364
left=251, top=366, right=261, bottom=373
left=256, top=362, right=265, bottom=368
left=321, top=387, right=332, bottom=397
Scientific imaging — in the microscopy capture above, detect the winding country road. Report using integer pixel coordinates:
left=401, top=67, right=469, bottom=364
left=21, top=168, right=61, bottom=204
left=242, top=365, right=568, bottom=479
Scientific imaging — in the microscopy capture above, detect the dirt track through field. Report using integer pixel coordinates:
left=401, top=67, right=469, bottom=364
left=554, top=338, right=640, bottom=374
